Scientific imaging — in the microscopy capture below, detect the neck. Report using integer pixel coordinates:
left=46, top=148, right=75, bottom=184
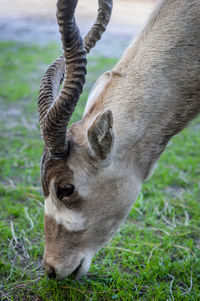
left=84, top=0, right=200, bottom=181
left=113, top=0, right=200, bottom=180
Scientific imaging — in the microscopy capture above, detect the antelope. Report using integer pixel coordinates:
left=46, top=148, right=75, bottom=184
left=38, top=0, right=200, bottom=280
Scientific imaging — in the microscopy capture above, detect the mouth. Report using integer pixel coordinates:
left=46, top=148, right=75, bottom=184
left=45, top=252, right=93, bottom=280
left=70, top=258, right=84, bottom=279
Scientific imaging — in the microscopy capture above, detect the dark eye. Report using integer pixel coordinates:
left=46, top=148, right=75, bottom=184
left=57, top=184, right=75, bottom=200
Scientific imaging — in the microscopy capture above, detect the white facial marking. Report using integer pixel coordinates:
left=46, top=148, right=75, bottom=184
left=83, top=71, right=111, bottom=115
left=45, top=179, right=85, bottom=231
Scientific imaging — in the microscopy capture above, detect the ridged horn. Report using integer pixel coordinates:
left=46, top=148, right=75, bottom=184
left=38, top=0, right=87, bottom=158
left=38, top=0, right=113, bottom=158
left=84, top=0, right=113, bottom=53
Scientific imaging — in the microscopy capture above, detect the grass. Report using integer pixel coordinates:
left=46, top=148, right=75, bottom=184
left=0, top=41, right=200, bottom=300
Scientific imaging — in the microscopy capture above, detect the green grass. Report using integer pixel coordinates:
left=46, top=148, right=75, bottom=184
left=0, top=41, right=200, bottom=300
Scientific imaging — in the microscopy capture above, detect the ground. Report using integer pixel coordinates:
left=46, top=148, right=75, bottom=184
left=0, top=0, right=156, bottom=57
left=0, top=1, right=200, bottom=300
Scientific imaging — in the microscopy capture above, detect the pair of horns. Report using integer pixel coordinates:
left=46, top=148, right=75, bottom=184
left=38, top=0, right=113, bottom=158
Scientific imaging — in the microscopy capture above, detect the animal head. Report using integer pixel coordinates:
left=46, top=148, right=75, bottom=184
left=41, top=134, right=140, bottom=279
left=38, top=0, right=141, bottom=280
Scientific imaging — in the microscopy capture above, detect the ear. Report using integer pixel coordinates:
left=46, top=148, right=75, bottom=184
left=87, top=110, right=114, bottom=162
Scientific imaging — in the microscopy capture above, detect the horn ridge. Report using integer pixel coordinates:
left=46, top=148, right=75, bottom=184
left=38, top=0, right=113, bottom=158
left=38, top=55, right=65, bottom=131
left=39, top=0, right=87, bottom=158
left=84, top=0, right=113, bottom=53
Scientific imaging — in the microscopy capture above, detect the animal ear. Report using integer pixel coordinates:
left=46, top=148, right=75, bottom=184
left=87, top=110, right=114, bottom=162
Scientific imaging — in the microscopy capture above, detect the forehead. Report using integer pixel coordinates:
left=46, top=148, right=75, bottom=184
left=47, top=159, right=73, bottom=183
left=41, top=149, right=74, bottom=197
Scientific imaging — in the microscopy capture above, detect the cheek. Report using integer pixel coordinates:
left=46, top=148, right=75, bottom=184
left=85, top=213, right=125, bottom=250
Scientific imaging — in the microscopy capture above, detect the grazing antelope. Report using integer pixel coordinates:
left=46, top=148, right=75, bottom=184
left=38, top=0, right=200, bottom=280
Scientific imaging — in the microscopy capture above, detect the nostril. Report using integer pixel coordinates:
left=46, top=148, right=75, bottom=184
left=45, top=263, right=56, bottom=279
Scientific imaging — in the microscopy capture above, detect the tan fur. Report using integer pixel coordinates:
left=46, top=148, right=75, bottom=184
left=83, top=71, right=122, bottom=119
left=43, top=0, right=200, bottom=279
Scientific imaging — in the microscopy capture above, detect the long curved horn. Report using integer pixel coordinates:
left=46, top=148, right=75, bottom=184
left=39, top=0, right=87, bottom=158
left=38, top=0, right=113, bottom=158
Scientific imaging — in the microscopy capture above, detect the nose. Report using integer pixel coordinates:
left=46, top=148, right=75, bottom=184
left=45, top=262, right=56, bottom=279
